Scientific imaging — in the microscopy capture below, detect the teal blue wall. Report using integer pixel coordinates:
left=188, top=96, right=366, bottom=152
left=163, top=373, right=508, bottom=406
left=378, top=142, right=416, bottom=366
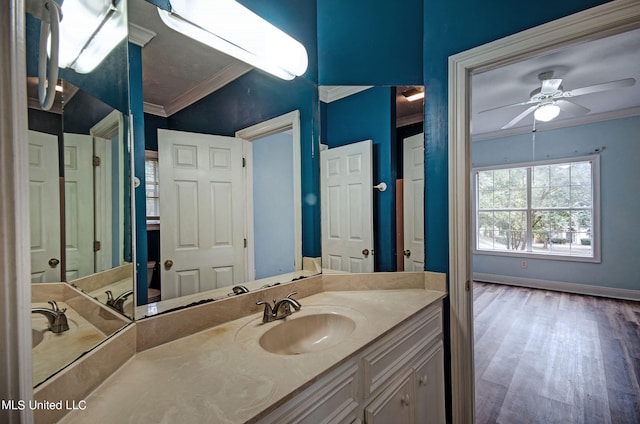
left=472, top=117, right=640, bottom=291
left=129, top=43, right=148, bottom=305
left=322, top=87, right=397, bottom=272
left=317, top=0, right=423, bottom=85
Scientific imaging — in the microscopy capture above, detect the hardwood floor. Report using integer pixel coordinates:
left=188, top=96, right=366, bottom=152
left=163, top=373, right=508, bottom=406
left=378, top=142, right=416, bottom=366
left=473, top=282, right=640, bottom=424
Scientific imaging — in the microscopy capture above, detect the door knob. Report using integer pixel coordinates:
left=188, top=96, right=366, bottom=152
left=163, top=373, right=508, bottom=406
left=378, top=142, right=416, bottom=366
left=164, top=259, right=174, bottom=269
left=48, top=258, right=60, bottom=268
left=403, top=249, right=411, bottom=258
left=362, top=249, right=370, bottom=257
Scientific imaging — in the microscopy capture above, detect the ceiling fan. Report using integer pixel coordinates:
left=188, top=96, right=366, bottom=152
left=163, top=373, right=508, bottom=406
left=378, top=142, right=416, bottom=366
left=481, top=71, right=636, bottom=129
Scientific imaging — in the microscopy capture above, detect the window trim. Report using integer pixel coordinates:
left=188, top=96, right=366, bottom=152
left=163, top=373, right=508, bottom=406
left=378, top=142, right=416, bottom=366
left=471, top=154, right=601, bottom=263
left=145, top=149, right=160, bottom=231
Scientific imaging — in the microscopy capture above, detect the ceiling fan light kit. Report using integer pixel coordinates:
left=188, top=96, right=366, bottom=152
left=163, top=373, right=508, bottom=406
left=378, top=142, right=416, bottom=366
left=534, top=102, right=560, bottom=122
left=158, top=0, right=309, bottom=81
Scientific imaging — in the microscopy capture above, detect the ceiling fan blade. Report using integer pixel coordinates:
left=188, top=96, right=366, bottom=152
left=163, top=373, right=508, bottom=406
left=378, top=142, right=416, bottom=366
left=501, top=105, right=538, bottom=129
left=478, top=100, right=533, bottom=114
left=556, top=99, right=590, bottom=116
left=541, top=78, right=562, bottom=94
left=564, top=78, right=636, bottom=97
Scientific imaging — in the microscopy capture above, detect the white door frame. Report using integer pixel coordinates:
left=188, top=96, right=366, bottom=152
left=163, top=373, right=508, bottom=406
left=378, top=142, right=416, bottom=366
left=235, top=110, right=303, bottom=280
left=2, top=0, right=33, bottom=417
left=448, top=1, right=640, bottom=422
left=90, top=110, right=125, bottom=269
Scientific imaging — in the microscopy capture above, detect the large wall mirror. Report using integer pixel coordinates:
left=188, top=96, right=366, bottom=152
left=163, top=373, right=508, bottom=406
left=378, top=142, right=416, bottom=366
left=129, top=0, right=321, bottom=317
left=26, top=0, right=133, bottom=386
left=319, top=85, right=425, bottom=274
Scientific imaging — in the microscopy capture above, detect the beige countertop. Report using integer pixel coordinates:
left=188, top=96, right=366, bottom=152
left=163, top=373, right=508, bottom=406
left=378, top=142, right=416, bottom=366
left=88, top=277, right=134, bottom=318
left=32, top=302, right=107, bottom=386
left=60, top=288, right=445, bottom=424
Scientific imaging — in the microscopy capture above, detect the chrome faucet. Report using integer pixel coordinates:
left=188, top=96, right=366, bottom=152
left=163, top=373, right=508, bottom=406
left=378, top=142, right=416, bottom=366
left=32, top=300, right=69, bottom=333
left=105, top=289, right=134, bottom=313
left=256, top=292, right=301, bottom=323
left=227, top=285, right=250, bottom=296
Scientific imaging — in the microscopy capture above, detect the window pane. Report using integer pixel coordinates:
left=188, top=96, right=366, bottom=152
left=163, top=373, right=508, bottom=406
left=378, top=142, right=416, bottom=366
left=475, top=159, right=595, bottom=259
left=532, top=165, right=549, bottom=190
left=571, top=162, right=592, bottom=207
left=549, top=164, right=570, bottom=187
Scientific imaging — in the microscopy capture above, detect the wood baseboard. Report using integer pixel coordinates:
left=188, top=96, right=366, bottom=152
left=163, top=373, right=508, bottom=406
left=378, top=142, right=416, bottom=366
left=473, top=272, right=640, bottom=301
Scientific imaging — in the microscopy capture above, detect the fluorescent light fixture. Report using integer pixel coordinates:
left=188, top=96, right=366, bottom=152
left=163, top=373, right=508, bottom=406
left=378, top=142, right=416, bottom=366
left=402, top=87, right=425, bottom=102
left=534, top=102, right=560, bottom=122
left=55, top=0, right=127, bottom=74
left=158, top=0, right=308, bottom=80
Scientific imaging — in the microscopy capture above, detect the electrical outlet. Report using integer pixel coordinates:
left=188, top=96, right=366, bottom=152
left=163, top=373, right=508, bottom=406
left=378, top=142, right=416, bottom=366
left=521, top=260, right=527, bottom=269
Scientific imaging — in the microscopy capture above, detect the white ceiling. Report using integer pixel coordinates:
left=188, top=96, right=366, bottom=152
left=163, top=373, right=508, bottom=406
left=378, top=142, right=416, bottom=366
left=471, top=28, right=640, bottom=140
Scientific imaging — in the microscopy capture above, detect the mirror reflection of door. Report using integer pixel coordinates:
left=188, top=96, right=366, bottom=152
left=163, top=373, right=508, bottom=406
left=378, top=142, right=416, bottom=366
left=320, top=140, right=374, bottom=272
left=158, top=129, right=247, bottom=300
left=29, top=130, right=61, bottom=282
left=402, top=133, right=425, bottom=271
left=91, top=110, right=126, bottom=273
left=63, top=133, right=94, bottom=280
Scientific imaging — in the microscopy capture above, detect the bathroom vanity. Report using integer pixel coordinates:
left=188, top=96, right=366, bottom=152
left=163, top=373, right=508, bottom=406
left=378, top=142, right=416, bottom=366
left=54, top=272, right=446, bottom=424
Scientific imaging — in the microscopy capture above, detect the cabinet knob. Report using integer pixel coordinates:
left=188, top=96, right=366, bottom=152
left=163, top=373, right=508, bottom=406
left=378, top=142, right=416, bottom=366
left=48, top=258, right=60, bottom=268
left=403, top=249, right=411, bottom=258
left=400, top=393, right=410, bottom=406
left=419, top=375, right=428, bottom=386
left=164, top=259, right=174, bottom=269
left=362, top=248, right=370, bottom=257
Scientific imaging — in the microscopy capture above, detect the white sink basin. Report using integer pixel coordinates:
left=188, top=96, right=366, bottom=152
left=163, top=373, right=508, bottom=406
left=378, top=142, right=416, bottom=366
left=259, top=313, right=356, bottom=355
left=32, top=329, right=44, bottom=348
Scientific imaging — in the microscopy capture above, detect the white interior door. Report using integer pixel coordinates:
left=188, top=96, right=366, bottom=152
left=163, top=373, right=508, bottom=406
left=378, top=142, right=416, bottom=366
left=28, top=130, right=61, bottom=282
left=403, top=133, right=425, bottom=271
left=63, top=133, right=94, bottom=279
left=158, top=129, right=246, bottom=300
left=94, top=136, right=113, bottom=272
left=321, top=140, right=374, bottom=273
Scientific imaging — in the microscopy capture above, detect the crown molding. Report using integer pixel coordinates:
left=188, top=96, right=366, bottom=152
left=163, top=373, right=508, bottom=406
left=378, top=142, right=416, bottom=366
left=397, top=112, right=424, bottom=128
left=319, top=86, right=373, bottom=103
left=128, top=23, right=157, bottom=47
left=143, top=102, right=167, bottom=117
left=163, top=62, right=252, bottom=116
left=472, top=106, right=640, bottom=141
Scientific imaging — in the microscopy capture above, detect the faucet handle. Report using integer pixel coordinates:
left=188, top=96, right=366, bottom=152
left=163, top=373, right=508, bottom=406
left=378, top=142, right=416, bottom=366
left=286, top=292, right=298, bottom=299
left=256, top=300, right=275, bottom=323
left=47, top=300, right=66, bottom=313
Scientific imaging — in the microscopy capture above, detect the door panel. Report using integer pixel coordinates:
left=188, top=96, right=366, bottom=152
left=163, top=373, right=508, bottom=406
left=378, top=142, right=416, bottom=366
left=29, top=130, right=61, bottom=282
left=63, top=133, right=94, bottom=280
left=321, top=140, right=374, bottom=273
left=403, top=133, right=425, bottom=271
left=158, top=129, right=246, bottom=300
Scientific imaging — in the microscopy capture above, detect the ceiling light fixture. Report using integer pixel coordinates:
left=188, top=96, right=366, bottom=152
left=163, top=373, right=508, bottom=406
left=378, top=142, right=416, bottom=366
left=402, top=87, right=425, bottom=102
left=56, top=0, right=128, bottom=74
left=158, top=0, right=308, bottom=81
left=534, top=102, right=560, bottom=122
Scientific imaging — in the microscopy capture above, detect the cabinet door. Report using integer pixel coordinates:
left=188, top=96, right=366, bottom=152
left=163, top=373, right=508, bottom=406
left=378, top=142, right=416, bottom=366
left=414, top=341, right=445, bottom=424
left=364, top=369, right=414, bottom=424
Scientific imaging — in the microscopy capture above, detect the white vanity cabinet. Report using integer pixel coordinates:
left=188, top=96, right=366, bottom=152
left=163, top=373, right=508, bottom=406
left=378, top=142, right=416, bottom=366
left=258, top=301, right=444, bottom=424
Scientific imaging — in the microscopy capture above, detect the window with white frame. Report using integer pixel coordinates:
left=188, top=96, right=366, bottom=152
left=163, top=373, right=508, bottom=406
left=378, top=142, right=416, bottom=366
left=473, top=155, right=599, bottom=261
left=145, top=150, right=160, bottom=228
